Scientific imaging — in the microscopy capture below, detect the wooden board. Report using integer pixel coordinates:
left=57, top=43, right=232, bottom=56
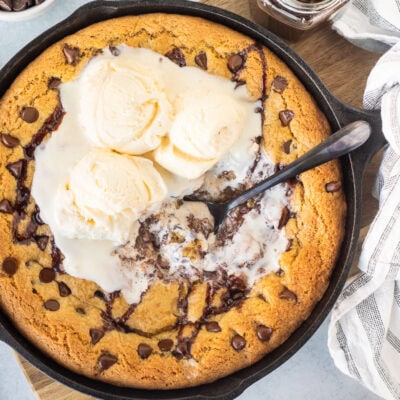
left=16, top=0, right=382, bottom=398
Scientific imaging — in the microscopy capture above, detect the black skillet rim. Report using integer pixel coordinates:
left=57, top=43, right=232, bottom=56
left=0, top=1, right=373, bottom=399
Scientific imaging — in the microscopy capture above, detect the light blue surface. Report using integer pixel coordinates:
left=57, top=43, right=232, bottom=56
left=0, top=1, right=383, bottom=399
left=0, top=342, right=36, bottom=400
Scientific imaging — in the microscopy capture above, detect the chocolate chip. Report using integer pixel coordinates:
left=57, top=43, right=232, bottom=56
left=279, top=110, right=294, bottom=127
left=76, top=307, right=85, bottom=315
left=194, top=52, right=207, bottom=70
left=39, top=268, right=55, bottom=283
left=90, top=329, right=104, bottom=345
left=172, top=340, right=190, bottom=359
left=0, top=199, right=14, bottom=214
left=206, top=321, right=221, bottom=332
left=137, top=343, right=153, bottom=359
left=21, top=107, right=39, bottom=123
left=231, top=334, right=246, bottom=351
left=109, top=46, right=120, bottom=56
left=13, top=0, right=32, bottom=11
left=256, top=325, right=273, bottom=342
left=158, top=339, right=173, bottom=352
left=58, top=281, right=71, bottom=297
left=272, top=76, right=288, bottom=93
left=0, top=0, right=12, bottom=11
left=283, top=140, right=292, bottom=154
left=278, top=206, right=290, bottom=229
left=279, top=287, right=297, bottom=302
left=227, top=54, right=244, bottom=73
left=48, top=77, right=61, bottom=90
left=2, top=257, right=18, bottom=276
left=275, top=268, right=284, bottom=277
left=6, top=159, right=26, bottom=179
left=34, top=235, right=49, bottom=251
left=62, top=44, right=80, bottom=65
left=32, top=206, right=44, bottom=225
left=325, top=181, right=342, bottom=192
left=165, top=48, right=186, bottom=67
left=94, top=290, right=106, bottom=301
left=44, top=299, right=60, bottom=311
left=97, top=353, right=117, bottom=372
left=0, top=133, right=19, bottom=148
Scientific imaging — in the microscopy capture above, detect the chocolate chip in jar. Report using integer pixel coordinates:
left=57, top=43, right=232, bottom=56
left=0, top=0, right=12, bottom=11
left=12, top=0, right=33, bottom=12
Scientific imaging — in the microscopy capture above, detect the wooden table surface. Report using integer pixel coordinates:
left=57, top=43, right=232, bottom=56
left=17, top=1, right=382, bottom=399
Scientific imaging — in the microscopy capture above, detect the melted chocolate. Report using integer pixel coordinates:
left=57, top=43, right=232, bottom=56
left=39, top=268, right=56, bottom=283
left=25, top=105, right=65, bottom=159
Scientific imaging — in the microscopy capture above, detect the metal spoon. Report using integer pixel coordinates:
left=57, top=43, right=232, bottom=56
left=186, top=120, right=371, bottom=230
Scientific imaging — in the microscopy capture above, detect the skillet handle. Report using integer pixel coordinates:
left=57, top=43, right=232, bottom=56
left=330, top=99, right=387, bottom=176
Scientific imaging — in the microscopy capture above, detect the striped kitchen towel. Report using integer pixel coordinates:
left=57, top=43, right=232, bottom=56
left=328, top=2, right=400, bottom=399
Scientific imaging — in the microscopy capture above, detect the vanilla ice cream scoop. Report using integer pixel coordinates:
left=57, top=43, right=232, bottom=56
left=154, top=92, right=246, bottom=179
left=55, top=149, right=167, bottom=243
left=79, top=51, right=172, bottom=155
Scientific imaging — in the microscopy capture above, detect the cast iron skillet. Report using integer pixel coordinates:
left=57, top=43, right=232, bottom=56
left=0, top=1, right=387, bottom=399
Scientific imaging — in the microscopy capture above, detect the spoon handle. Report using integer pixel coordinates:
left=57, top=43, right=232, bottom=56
left=226, top=120, right=371, bottom=212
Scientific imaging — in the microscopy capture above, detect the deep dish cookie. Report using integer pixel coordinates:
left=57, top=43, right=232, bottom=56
left=0, top=14, right=346, bottom=389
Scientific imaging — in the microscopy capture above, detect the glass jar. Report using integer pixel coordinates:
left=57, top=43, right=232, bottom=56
left=256, top=0, right=350, bottom=40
